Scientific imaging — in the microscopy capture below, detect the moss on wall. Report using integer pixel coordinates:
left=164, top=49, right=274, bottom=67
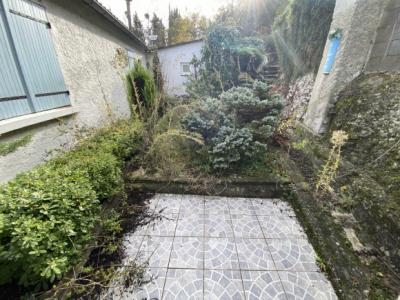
left=0, top=134, right=33, bottom=157
left=278, top=73, right=400, bottom=298
left=279, top=125, right=400, bottom=299
left=330, top=73, right=400, bottom=276
left=330, top=73, right=400, bottom=203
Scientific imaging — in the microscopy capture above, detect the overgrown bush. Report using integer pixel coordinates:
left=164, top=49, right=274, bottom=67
left=182, top=81, right=285, bottom=172
left=126, top=61, right=156, bottom=120
left=0, top=165, right=99, bottom=287
left=210, top=127, right=265, bottom=171
left=187, top=25, right=266, bottom=97
left=0, top=120, right=143, bottom=288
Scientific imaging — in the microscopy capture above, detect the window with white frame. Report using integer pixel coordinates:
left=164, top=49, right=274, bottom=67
left=181, top=62, right=191, bottom=76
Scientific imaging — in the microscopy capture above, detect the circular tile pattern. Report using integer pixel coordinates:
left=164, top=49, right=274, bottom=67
left=231, top=214, right=264, bottom=238
left=204, top=270, right=245, bottom=300
left=242, top=271, right=287, bottom=300
left=204, top=238, right=239, bottom=270
left=169, top=237, right=204, bottom=269
left=268, top=239, right=319, bottom=271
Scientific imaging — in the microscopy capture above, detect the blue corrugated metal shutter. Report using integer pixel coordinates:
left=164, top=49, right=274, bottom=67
left=0, top=0, right=70, bottom=121
left=0, top=1, right=31, bottom=120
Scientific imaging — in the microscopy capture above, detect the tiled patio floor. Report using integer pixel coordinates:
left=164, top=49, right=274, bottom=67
left=112, top=194, right=337, bottom=300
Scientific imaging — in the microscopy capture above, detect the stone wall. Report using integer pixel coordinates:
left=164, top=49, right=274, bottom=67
left=283, top=73, right=315, bottom=121
left=304, top=0, right=388, bottom=133
left=0, top=0, right=147, bottom=183
left=366, top=0, right=400, bottom=72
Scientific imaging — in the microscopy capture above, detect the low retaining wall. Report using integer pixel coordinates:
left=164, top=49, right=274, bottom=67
left=127, top=176, right=288, bottom=199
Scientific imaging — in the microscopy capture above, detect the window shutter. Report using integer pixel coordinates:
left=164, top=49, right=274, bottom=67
left=0, top=1, right=31, bottom=120
left=0, top=0, right=70, bottom=121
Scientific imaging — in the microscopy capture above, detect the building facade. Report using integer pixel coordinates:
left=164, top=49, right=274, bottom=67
left=304, top=0, right=400, bottom=133
left=158, top=40, right=204, bottom=96
left=0, top=0, right=149, bottom=183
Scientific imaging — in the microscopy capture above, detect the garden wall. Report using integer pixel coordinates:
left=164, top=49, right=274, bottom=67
left=304, top=0, right=388, bottom=133
left=0, top=0, right=148, bottom=183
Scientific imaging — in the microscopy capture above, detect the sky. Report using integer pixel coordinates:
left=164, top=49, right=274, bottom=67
left=99, top=0, right=232, bottom=27
left=99, top=0, right=232, bottom=25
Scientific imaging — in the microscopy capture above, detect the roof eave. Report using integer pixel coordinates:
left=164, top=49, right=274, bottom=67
left=82, top=0, right=149, bottom=51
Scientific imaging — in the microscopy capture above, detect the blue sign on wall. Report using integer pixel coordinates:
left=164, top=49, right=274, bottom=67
left=323, top=37, right=341, bottom=74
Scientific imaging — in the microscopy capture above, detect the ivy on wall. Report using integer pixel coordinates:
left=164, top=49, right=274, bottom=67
left=273, top=0, right=336, bottom=81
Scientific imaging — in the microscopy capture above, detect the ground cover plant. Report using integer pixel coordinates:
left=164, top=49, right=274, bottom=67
left=0, top=120, right=144, bottom=297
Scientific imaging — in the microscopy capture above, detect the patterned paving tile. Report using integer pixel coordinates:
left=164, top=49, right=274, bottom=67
left=121, top=233, right=144, bottom=265
left=145, top=194, right=161, bottom=212
left=204, top=214, right=234, bottom=238
left=235, top=238, right=275, bottom=271
left=231, top=214, right=264, bottom=238
left=129, top=267, right=167, bottom=300
left=204, top=238, right=239, bottom=270
left=176, top=214, right=205, bottom=237
left=241, top=271, right=287, bottom=300
left=204, top=270, right=245, bottom=300
left=268, top=239, right=319, bottom=272
left=169, top=237, right=204, bottom=269
left=155, top=194, right=182, bottom=215
left=163, top=269, right=204, bottom=300
left=251, top=198, right=295, bottom=216
left=228, top=198, right=256, bottom=215
left=136, top=236, right=173, bottom=268
left=204, top=196, right=230, bottom=215
left=279, top=271, right=338, bottom=300
left=258, top=215, right=306, bottom=239
left=180, top=194, right=205, bottom=215
left=117, top=194, right=337, bottom=300
left=146, top=214, right=178, bottom=237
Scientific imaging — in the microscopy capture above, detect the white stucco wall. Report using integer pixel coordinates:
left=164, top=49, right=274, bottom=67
left=304, top=0, right=388, bottom=133
left=158, top=40, right=204, bottom=96
left=0, top=0, right=147, bottom=183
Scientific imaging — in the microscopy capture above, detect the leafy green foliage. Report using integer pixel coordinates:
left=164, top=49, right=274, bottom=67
left=0, top=120, right=143, bottom=287
left=0, top=165, right=99, bottom=287
left=0, top=134, right=33, bottom=156
left=220, top=81, right=285, bottom=139
left=187, top=25, right=266, bottom=97
left=132, top=12, right=145, bottom=42
left=210, top=127, right=265, bottom=171
left=151, top=13, right=167, bottom=48
left=273, top=0, right=335, bottom=80
left=126, top=61, right=156, bottom=120
left=182, top=81, right=285, bottom=172
left=168, top=8, right=208, bottom=45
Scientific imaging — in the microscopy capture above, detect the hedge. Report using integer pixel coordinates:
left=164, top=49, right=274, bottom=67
left=0, top=120, right=143, bottom=287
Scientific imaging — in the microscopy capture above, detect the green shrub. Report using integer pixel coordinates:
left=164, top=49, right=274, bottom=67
left=187, top=25, right=266, bottom=97
left=126, top=61, right=156, bottom=120
left=210, top=126, right=265, bottom=171
left=0, top=120, right=143, bottom=288
left=0, top=165, right=99, bottom=287
left=59, top=150, right=123, bottom=202
left=181, top=81, right=285, bottom=172
left=220, top=81, right=285, bottom=139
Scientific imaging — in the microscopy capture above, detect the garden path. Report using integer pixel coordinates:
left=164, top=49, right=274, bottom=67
left=108, top=194, right=337, bottom=299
